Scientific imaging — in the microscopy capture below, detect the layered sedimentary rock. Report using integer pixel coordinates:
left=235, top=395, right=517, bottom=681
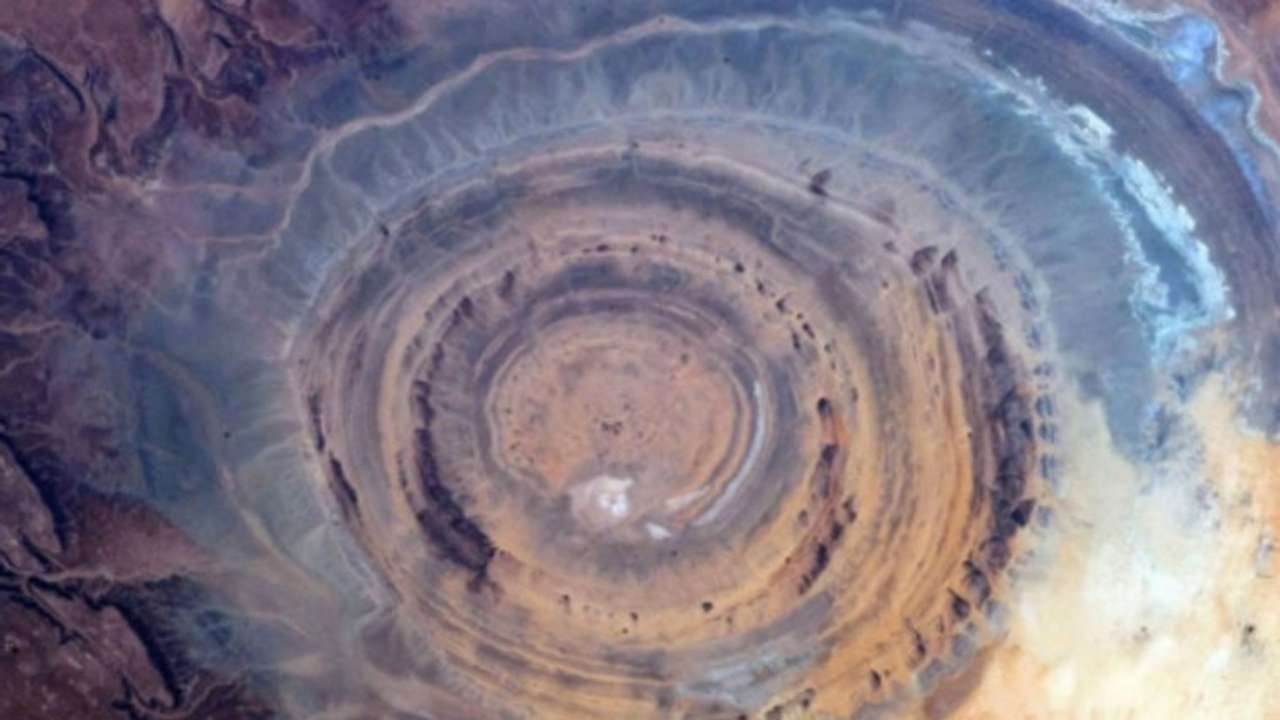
left=0, top=1, right=1278, bottom=718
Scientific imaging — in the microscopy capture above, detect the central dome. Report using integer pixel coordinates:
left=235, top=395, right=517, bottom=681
left=485, top=305, right=758, bottom=537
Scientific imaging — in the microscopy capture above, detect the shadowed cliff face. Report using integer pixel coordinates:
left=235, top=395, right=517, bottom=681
left=0, top=1, right=1278, bottom=718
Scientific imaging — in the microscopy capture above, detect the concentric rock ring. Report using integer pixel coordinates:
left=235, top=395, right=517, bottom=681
left=301, top=135, right=1050, bottom=716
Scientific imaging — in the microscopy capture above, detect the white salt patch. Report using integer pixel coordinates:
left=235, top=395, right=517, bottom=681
left=589, top=475, right=633, bottom=519
left=646, top=522, right=672, bottom=540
